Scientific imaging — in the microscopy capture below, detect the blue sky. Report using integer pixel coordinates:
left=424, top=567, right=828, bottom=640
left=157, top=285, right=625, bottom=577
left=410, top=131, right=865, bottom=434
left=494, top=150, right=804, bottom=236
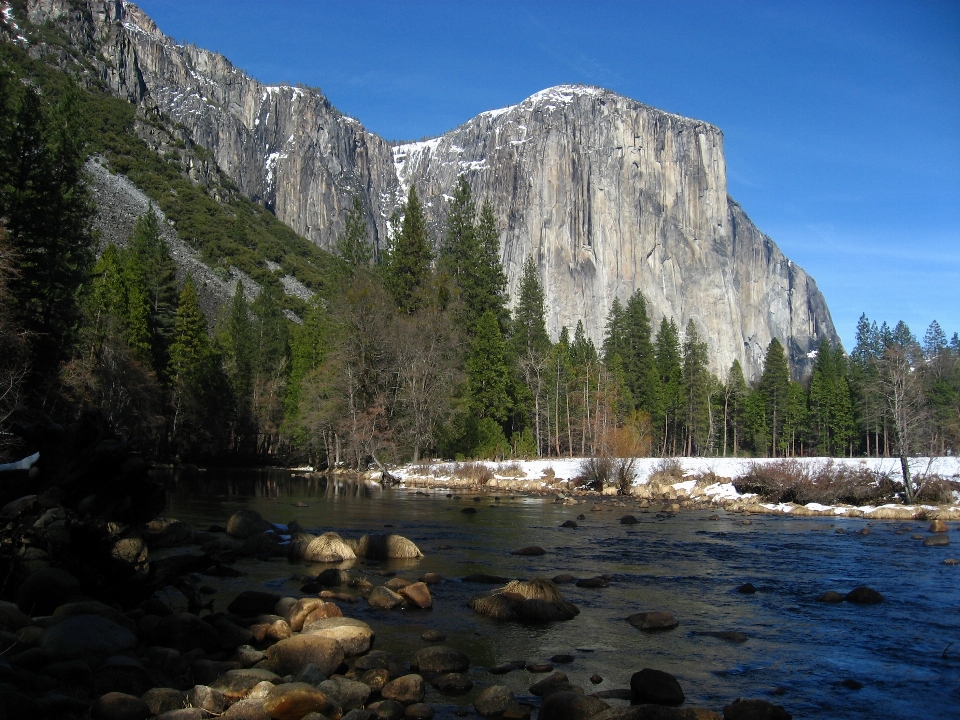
left=136, top=0, right=960, bottom=350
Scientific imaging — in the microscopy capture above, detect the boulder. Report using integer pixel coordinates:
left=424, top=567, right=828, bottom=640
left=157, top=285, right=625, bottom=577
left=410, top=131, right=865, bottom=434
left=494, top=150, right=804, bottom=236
left=315, top=568, right=350, bottom=586
left=844, top=587, right=883, bottom=605
left=40, top=615, right=137, bottom=661
left=410, top=645, right=470, bottom=674
left=368, top=586, right=405, bottom=610
left=816, top=592, right=844, bottom=603
left=303, top=601, right=343, bottom=626
left=355, top=533, right=423, bottom=560
left=265, top=633, right=345, bottom=677
left=290, top=530, right=358, bottom=562
left=382, top=674, right=425, bottom=704
left=418, top=573, right=443, bottom=585
left=228, top=592, right=283, bottom=618
left=221, top=699, right=271, bottom=719
left=561, top=521, right=578, bottom=528
left=385, top=577, right=411, bottom=591
left=511, top=546, right=546, bottom=556
left=620, top=516, right=639, bottom=525
left=93, top=654, right=155, bottom=696
left=302, top=616, right=374, bottom=656
left=474, top=686, right=515, bottom=716
left=737, top=583, right=756, bottom=594
left=319, top=676, right=371, bottom=710
left=361, top=668, right=391, bottom=693
left=432, top=672, right=473, bottom=695
left=16, top=567, right=81, bottom=615
left=576, top=577, right=609, bottom=588
left=722, top=698, right=792, bottom=719
left=404, top=703, right=434, bottom=719
left=552, top=574, right=577, bottom=584
left=929, top=519, right=949, bottom=533
left=262, top=682, right=340, bottom=720
left=627, top=612, right=679, bottom=632
left=91, top=692, right=150, bottom=720
left=421, top=630, right=446, bottom=642
left=155, top=613, right=220, bottom=653
left=538, top=691, right=609, bottom=720
left=192, top=658, right=242, bottom=686
left=141, top=688, right=188, bottom=716
left=189, top=685, right=225, bottom=714
left=0, top=600, right=33, bottom=631
left=630, top=669, right=684, bottom=706
left=924, top=534, right=950, bottom=547
left=371, top=699, right=405, bottom=719
left=529, top=672, right=571, bottom=696
left=210, top=616, right=255, bottom=649
left=211, top=668, right=281, bottom=703
left=284, top=598, right=322, bottom=632
left=399, top=582, right=433, bottom=609
left=226, top=510, right=272, bottom=539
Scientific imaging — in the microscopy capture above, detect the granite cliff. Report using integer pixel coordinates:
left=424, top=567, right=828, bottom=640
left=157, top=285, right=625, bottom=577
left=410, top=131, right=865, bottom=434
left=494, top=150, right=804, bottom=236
left=13, top=0, right=836, bottom=377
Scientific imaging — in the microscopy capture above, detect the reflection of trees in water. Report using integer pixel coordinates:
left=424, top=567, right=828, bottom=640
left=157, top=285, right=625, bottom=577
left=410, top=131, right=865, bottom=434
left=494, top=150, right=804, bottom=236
left=163, top=468, right=383, bottom=500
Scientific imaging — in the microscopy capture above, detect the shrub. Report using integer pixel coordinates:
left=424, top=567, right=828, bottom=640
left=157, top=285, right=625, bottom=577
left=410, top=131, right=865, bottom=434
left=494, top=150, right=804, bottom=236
left=733, top=460, right=900, bottom=506
left=915, top=476, right=960, bottom=504
left=649, top=457, right=685, bottom=485
left=452, top=461, right=493, bottom=486
left=576, top=456, right=612, bottom=491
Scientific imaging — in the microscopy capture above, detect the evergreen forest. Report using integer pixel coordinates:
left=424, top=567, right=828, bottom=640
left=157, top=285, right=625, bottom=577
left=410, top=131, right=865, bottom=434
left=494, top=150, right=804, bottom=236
left=1, top=23, right=958, bottom=470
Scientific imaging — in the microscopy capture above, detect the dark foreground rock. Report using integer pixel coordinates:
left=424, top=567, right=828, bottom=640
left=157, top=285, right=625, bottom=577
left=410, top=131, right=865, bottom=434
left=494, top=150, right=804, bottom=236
left=631, top=669, right=685, bottom=706
left=722, top=698, right=792, bottom=719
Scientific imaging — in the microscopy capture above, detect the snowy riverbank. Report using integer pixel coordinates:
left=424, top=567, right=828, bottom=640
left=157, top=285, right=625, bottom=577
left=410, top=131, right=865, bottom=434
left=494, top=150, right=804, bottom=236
left=379, top=456, right=960, bottom=520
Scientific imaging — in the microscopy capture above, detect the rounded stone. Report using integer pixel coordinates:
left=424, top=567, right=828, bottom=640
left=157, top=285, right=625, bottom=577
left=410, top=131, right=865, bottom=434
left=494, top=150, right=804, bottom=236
left=619, top=515, right=639, bottom=525
left=924, top=534, right=950, bottom=547
left=411, top=645, right=470, bottom=674
left=630, top=668, right=685, bottom=706
left=817, top=591, right=844, bottom=603
left=737, top=583, right=757, bottom=594
left=228, top=591, right=283, bottom=618
left=40, top=615, right=137, bottom=661
left=844, top=586, right=884, bottom=605
left=16, top=568, right=81, bottom=615
left=318, top=677, right=371, bottom=711
left=474, top=685, right=515, bottom=716
left=722, top=698, right=792, bottom=720
left=91, top=692, right=150, bottom=720
left=262, top=682, right=339, bottom=720
left=265, top=633, right=345, bottom=677
left=302, top=616, right=374, bottom=656
left=141, top=688, right=188, bottom=716
left=432, top=672, right=473, bottom=695
left=511, top=546, right=545, bottom=556
left=420, top=630, right=446, bottom=643
left=626, top=611, right=679, bottom=632
left=155, top=613, right=220, bottom=653
left=226, top=509, right=272, bottom=539
left=382, top=674, right=425, bottom=704
left=368, top=586, right=405, bottom=610
left=399, top=582, right=432, bottom=609
left=537, top=691, right=609, bottom=720
left=222, top=699, right=271, bottom=719
left=404, top=703, right=434, bottom=719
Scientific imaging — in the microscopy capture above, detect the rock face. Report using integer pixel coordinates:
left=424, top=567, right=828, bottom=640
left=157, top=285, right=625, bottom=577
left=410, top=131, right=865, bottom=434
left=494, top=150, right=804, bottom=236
left=23, top=0, right=836, bottom=377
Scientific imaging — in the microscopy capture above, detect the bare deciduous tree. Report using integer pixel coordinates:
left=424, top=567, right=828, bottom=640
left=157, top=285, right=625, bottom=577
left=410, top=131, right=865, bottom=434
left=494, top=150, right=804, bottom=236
left=876, top=344, right=928, bottom=503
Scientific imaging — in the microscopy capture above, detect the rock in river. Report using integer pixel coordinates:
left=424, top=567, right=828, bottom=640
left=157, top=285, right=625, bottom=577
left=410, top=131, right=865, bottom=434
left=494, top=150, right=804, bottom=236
left=844, top=587, right=884, bottom=605
left=630, top=668, right=685, bottom=706
left=627, top=612, right=679, bottom=632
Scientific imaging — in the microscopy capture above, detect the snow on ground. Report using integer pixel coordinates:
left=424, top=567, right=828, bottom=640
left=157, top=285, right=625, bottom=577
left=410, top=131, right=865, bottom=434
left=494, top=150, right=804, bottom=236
left=393, top=456, right=960, bottom=516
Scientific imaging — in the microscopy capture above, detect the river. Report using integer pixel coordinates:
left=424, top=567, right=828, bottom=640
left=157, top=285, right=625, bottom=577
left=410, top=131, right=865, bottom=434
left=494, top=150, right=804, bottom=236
left=163, top=469, right=959, bottom=719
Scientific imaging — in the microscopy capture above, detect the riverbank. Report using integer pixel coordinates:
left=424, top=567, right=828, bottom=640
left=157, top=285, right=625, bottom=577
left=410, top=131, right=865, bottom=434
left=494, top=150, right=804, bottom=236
left=356, top=456, right=960, bottom=521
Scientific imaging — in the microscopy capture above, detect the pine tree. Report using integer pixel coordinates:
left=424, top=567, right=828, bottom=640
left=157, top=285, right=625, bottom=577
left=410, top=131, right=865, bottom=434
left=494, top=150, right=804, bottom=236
left=129, top=206, right=178, bottom=373
left=1, top=82, right=92, bottom=375
left=724, top=359, right=747, bottom=455
left=474, top=201, right=509, bottom=331
left=808, top=337, right=854, bottom=456
left=510, top=256, right=550, bottom=454
left=758, top=338, right=791, bottom=457
left=467, top=310, right=512, bottom=424
left=923, top=320, right=947, bottom=359
left=221, top=281, right=254, bottom=409
left=384, top=186, right=432, bottom=313
left=655, top=318, right=683, bottom=455
left=168, top=279, right=230, bottom=459
left=681, top=319, right=711, bottom=455
left=334, top=195, right=372, bottom=273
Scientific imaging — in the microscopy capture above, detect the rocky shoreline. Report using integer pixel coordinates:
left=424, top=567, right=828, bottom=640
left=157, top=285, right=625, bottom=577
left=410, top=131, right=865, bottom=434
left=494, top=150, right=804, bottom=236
left=0, top=495, right=803, bottom=720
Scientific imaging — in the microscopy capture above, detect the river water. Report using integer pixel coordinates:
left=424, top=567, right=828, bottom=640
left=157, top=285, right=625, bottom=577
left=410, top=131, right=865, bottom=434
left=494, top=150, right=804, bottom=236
left=164, top=469, right=959, bottom=719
